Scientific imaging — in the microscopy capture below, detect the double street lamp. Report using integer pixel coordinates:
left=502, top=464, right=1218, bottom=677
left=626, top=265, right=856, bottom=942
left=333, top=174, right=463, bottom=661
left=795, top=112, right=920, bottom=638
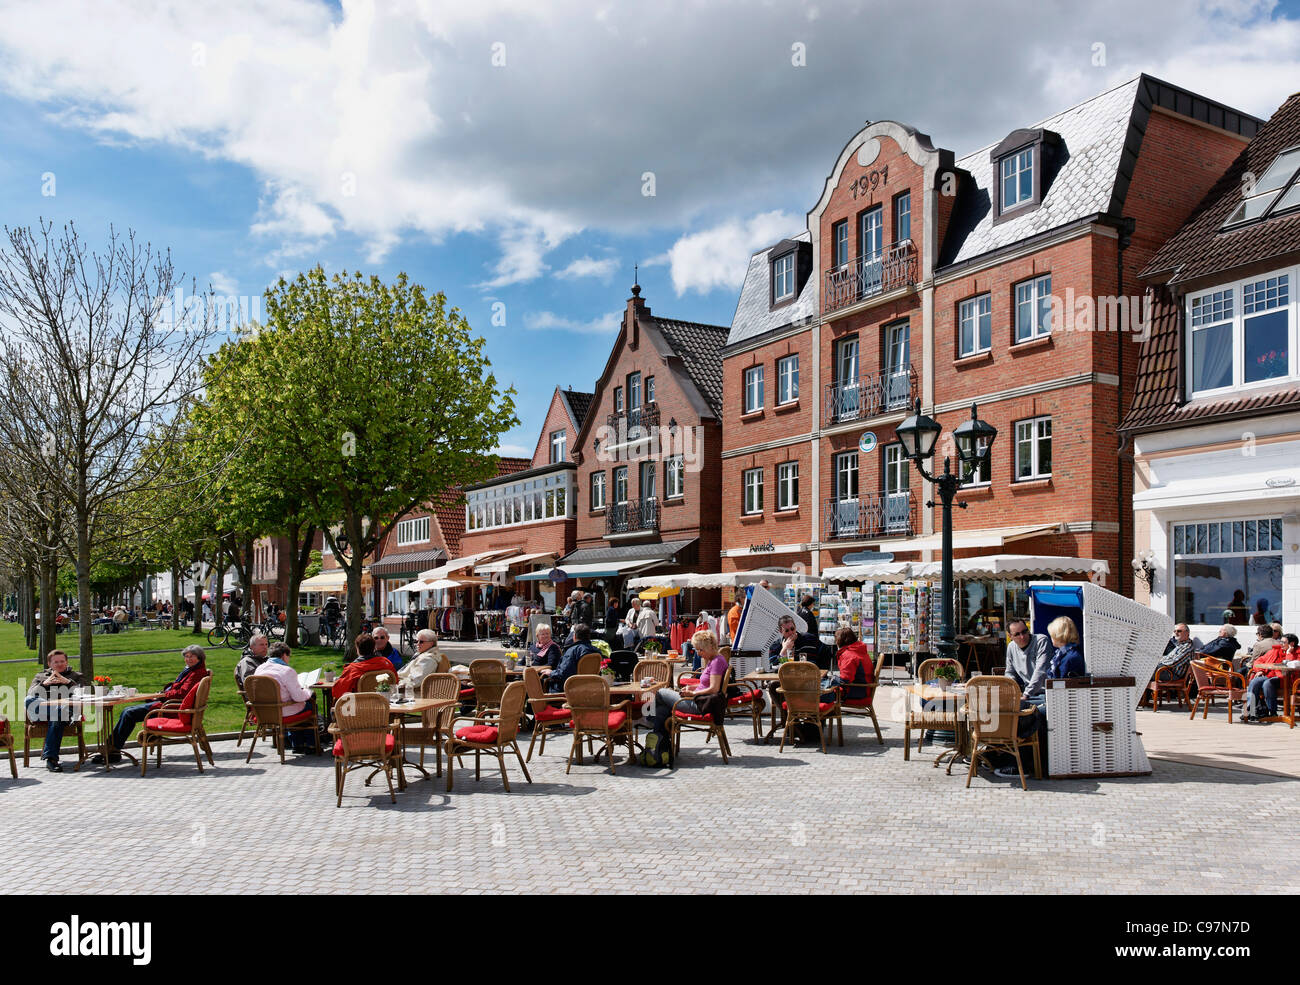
left=895, top=399, right=997, bottom=666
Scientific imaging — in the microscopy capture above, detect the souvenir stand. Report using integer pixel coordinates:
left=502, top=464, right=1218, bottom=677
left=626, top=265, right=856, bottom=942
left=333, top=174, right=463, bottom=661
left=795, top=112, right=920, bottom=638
left=816, top=563, right=933, bottom=681
left=1027, top=581, right=1172, bottom=778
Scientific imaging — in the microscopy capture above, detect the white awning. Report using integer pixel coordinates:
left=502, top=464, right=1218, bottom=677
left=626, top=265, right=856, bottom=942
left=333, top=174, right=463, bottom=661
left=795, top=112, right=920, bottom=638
left=419, top=548, right=512, bottom=580
left=911, top=555, right=1110, bottom=579
left=550, top=559, right=659, bottom=578
left=626, top=569, right=800, bottom=590
left=392, top=579, right=430, bottom=593
left=299, top=571, right=347, bottom=591
left=881, top=522, right=1066, bottom=553
left=820, top=561, right=915, bottom=583
left=474, top=551, right=556, bottom=574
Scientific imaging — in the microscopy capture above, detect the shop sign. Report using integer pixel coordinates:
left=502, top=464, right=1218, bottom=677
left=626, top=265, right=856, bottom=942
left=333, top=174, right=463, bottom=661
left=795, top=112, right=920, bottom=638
left=748, top=540, right=775, bottom=553
left=858, top=431, right=877, bottom=454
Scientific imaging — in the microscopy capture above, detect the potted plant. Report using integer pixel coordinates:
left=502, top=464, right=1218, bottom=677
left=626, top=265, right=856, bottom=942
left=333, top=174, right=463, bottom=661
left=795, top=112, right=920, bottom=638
left=374, top=673, right=393, bottom=695
left=641, top=639, right=662, bottom=655
left=932, top=664, right=959, bottom=690
left=599, top=657, right=615, bottom=680
left=93, top=675, right=113, bottom=693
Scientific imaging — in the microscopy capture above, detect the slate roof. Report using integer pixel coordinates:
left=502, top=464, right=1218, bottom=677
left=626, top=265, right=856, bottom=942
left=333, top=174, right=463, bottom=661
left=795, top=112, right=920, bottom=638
left=725, top=231, right=817, bottom=347
left=559, top=538, right=698, bottom=565
left=652, top=316, right=730, bottom=418
left=1142, top=91, right=1300, bottom=285
left=559, top=388, right=595, bottom=430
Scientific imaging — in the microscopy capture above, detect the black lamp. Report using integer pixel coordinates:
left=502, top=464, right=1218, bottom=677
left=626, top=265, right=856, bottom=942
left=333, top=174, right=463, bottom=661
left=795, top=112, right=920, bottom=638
left=897, top=398, right=942, bottom=462
left=952, top=402, right=997, bottom=470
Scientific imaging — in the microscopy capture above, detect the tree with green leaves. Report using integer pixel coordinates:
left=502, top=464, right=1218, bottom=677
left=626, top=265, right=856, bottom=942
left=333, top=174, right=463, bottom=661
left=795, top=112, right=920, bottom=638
left=233, top=268, right=518, bottom=647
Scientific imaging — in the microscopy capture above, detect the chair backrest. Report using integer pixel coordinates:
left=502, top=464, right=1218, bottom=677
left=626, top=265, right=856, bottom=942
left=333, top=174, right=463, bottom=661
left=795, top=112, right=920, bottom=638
left=966, top=675, right=1021, bottom=743
left=918, top=657, right=962, bottom=685
left=496, top=682, right=527, bottom=743
left=234, top=669, right=248, bottom=703
left=564, top=675, right=613, bottom=731
left=435, top=652, right=450, bottom=674
left=334, top=692, right=392, bottom=759
left=183, top=675, right=212, bottom=731
left=355, top=669, right=387, bottom=693
left=420, top=672, right=461, bottom=728
left=244, top=673, right=284, bottom=723
left=779, top=660, right=822, bottom=714
left=576, top=651, right=602, bottom=677
left=633, top=659, right=671, bottom=685
left=469, top=659, right=507, bottom=706
left=523, top=666, right=546, bottom=701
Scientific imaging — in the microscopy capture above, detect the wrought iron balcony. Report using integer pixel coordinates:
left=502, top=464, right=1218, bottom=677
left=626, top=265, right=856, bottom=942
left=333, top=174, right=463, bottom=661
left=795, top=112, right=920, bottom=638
left=824, top=240, right=918, bottom=314
left=822, top=490, right=915, bottom=542
left=605, top=497, right=659, bottom=536
left=605, top=403, right=661, bottom=441
left=824, top=365, right=917, bottom=426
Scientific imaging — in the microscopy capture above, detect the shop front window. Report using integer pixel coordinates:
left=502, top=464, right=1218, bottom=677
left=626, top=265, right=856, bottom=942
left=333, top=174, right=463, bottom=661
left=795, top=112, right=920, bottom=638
left=1173, top=517, right=1284, bottom=625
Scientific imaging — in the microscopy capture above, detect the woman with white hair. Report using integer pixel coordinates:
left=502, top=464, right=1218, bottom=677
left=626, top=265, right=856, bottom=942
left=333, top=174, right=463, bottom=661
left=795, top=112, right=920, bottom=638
left=1199, top=623, right=1240, bottom=663
left=397, top=629, right=441, bottom=690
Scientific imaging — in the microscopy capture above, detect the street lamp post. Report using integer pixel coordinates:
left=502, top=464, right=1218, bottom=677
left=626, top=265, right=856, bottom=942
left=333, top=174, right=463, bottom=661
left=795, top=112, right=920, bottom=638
left=895, top=399, right=997, bottom=666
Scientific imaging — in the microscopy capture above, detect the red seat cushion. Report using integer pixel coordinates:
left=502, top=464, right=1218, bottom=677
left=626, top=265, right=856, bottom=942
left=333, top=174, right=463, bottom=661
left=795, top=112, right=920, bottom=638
left=781, top=701, right=836, bottom=713
left=283, top=709, right=315, bottom=725
left=672, top=709, right=712, bottom=723
left=0, top=718, right=8, bottom=735
left=606, top=711, right=627, bottom=730
left=455, top=724, right=499, bottom=744
left=144, top=716, right=191, bottom=733
left=535, top=705, right=572, bottom=723
left=728, top=690, right=759, bottom=705
left=459, top=687, right=475, bottom=699
left=333, top=734, right=397, bottom=757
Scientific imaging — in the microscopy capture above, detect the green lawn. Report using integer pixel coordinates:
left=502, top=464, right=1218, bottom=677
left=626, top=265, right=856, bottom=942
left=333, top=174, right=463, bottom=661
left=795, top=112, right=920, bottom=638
left=3, top=638, right=346, bottom=748
left=0, top=622, right=206, bottom=661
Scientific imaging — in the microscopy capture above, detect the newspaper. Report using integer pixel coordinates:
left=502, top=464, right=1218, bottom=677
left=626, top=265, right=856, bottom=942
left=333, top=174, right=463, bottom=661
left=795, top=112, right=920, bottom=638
left=297, top=667, right=322, bottom=688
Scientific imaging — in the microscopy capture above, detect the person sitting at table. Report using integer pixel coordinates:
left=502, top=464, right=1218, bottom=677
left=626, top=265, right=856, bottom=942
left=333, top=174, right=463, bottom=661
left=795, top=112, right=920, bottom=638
left=768, top=614, right=823, bottom=670
left=331, top=633, right=397, bottom=701
left=527, top=624, right=562, bottom=670
left=251, top=641, right=317, bottom=752
left=647, top=629, right=728, bottom=742
left=1239, top=624, right=1277, bottom=674
left=398, top=629, right=441, bottom=690
left=97, top=645, right=210, bottom=764
left=1243, top=633, right=1299, bottom=722
left=25, top=649, right=86, bottom=772
left=372, top=627, right=404, bottom=671
left=546, top=623, right=600, bottom=693
left=1004, top=619, right=1052, bottom=704
left=1157, top=623, right=1201, bottom=678
left=235, top=633, right=270, bottom=689
left=1200, top=624, right=1240, bottom=664
left=824, top=626, right=874, bottom=704
left=1047, top=616, right=1086, bottom=679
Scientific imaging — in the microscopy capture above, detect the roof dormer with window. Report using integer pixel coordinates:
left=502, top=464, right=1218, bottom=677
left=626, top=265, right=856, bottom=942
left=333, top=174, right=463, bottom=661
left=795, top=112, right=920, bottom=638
left=990, top=127, right=1063, bottom=223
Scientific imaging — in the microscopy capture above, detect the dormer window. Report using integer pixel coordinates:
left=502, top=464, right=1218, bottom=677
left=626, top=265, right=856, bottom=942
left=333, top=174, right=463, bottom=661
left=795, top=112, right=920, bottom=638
left=990, top=128, right=1061, bottom=224
left=773, top=252, right=795, bottom=302
left=1222, top=145, right=1300, bottom=228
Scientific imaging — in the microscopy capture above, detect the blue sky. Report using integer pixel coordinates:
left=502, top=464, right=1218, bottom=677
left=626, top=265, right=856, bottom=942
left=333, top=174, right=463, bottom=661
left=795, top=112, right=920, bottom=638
left=1, top=0, right=1297, bottom=455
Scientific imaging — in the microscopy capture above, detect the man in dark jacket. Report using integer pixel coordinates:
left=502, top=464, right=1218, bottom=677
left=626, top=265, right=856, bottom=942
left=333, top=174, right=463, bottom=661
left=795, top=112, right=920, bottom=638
left=768, top=615, right=826, bottom=669
left=546, top=623, right=599, bottom=693
left=25, top=650, right=86, bottom=771
left=235, top=633, right=269, bottom=689
left=797, top=595, right=818, bottom=635
left=372, top=627, right=405, bottom=671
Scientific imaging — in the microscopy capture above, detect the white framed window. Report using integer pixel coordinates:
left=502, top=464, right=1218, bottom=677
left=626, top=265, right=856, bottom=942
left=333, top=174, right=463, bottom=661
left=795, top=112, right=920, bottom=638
left=1015, top=274, right=1052, bottom=343
left=1223, top=146, right=1300, bottom=227
left=1014, top=416, right=1052, bottom=480
left=773, top=252, right=796, bottom=302
left=396, top=516, right=430, bottom=546
left=665, top=456, right=684, bottom=499
left=646, top=375, right=655, bottom=403
left=590, top=471, right=606, bottom=510
left=743, top=468, right=764, bottom=515
left=549, top=429, right=566, bottom=463
left=743, top=365, right=765, bottom=413
left=860, top=204, right=883, bottom=259
left=959, top=293, right=992, bottom=356
left=640, top=460, right=657, bottom=501
left=776, top=461, right=798, bottom=511
left=961, top=437, right=991, bottom=486
left=1187, top=267, right=1296, bottom=397
left=834, top=451, right=858, bottom=500
left=833, top=220, right=849, bottom=268
left=1172, top=517, right=1284, bottom=624
left=777, top=354, right=799, bottom=404
left=614, top=466, right=628, bottom=505
left=614, top=386, right=623, bottom=413
left=883, top=443, right=910, bottom=531
left=1000, top=147, right=1034, bottom=211
left=629, top=372, right=641, bottom=410
left=894, top=191, right=911, bottom=244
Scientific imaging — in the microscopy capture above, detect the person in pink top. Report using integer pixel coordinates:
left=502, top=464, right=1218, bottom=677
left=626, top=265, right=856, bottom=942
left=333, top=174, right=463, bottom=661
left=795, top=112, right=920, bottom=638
left=647, top=629, right=728, bottom=740
left=250, top=642, right=317, bottom=750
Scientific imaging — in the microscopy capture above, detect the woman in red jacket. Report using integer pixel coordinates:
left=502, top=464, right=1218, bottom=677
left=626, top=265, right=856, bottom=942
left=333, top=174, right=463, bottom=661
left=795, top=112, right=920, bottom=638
left=1244, top=633, right=1298, bottom=721
left=331, top=633, right=398, bottom=700
left=826, top=626, right=874, bottom=704
left=96, top=644, right=210, bottom=763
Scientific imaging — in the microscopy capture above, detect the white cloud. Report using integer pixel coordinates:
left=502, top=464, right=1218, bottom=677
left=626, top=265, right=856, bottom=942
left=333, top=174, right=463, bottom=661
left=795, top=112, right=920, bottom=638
left=660, top=211, right=798, bottom=296
left=208, top=271, right=239, bottom=295
left=556, top=255, right=619, bottom=281
left=0, top=0, right=1296, bottom=287
left=492, top=443, right=533, bottom=458
left=522, top=310, right=621, bottom=334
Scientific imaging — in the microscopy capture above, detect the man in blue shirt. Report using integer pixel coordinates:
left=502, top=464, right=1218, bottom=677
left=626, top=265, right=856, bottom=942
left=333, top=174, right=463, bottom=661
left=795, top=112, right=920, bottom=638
left=547, top=623, right=599, bottom=693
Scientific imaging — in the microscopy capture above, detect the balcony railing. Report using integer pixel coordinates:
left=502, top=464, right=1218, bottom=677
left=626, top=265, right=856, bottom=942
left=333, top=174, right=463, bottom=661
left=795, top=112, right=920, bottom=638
left=822, top=490, right=915, bottom=541
left=824, top=240, right=918, bottom=314
left=824, top=365, right=917, bottom=426
left=606, top=403, right=661, bottom=440
left=606, top=497, right=659, bottom=536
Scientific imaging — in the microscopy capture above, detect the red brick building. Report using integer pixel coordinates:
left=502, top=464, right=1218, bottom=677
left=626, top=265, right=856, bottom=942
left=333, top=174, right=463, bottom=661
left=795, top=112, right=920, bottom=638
left=567, top=285, right=728, bottom=611
left=721, top=75, right=1258, bottom=597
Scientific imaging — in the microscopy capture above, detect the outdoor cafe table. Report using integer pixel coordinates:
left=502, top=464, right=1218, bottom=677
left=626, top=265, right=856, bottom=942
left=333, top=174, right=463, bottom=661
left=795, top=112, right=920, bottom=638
left=905, top=683, right=970, bottom=772
left=742, top=672, right=783, bottom=742
left=1259, top=664, right=1300, bottom=728
left=385, top=696, right=457, bottom=790
left=46, top=692, right=166, bottom=772
left=595, top=680, right=662, bottom=764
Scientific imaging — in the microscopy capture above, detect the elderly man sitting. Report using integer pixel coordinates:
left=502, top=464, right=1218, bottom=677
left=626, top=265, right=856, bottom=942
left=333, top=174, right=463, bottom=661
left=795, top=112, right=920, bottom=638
left=397, top=629, right=441, bottom=690
left=1158, top=624, right=1202, bottom=676
left=1200, top=624, right=1241, bottom=665
left=235, top=633, right=270, bottom=689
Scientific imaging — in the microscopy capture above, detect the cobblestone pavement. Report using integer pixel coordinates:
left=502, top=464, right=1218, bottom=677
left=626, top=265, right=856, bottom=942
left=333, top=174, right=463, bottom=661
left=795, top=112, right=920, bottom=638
left=4, top=709, right=1297, bottom=895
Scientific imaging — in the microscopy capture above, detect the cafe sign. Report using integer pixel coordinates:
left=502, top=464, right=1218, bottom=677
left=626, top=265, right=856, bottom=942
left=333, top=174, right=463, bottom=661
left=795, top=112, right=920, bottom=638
left=748, top=540, right=775, bottom=554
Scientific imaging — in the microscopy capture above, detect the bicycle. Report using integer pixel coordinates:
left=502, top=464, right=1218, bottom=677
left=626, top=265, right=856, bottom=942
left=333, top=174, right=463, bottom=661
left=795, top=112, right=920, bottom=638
left=207, top=620, right=254, bottom=650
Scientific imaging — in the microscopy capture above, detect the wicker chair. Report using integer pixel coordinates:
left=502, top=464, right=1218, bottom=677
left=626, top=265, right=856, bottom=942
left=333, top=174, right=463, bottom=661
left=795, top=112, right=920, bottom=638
left=776, top=661, right=838, bottom=754
left=23, top=706, right=88, bottom=769
left=445, top=681, right=533, bottom=792
left=1188, top=659, right=1248, bottom=722
left=139, top=675, right=215, bottom=776
left=355, top=669, right=390, bottom=693
left=1145, top=658, right=1192, bottom=711
left=523, top=666, right=571, bottom=761
left=467, top=659, right=508, bottom=718
left=964, top=675, right=1041, bottom=790
left=904, top=657, right=963, bottom=760
left=564, top=674, right=635, bottom=774
left=330, top=692, right=401, bottom=807
left=833, top=652, right=885, bottom=746
left=398, top=673, right=461, bottom=776
left=235, top=672, right=256, bottom=746
left=576, top=652, right=603, bottom=677
left=670, top=667, right=736, bottom=763
left=632, top=659, right=672, bottom=686
left=0, top=718, right=16, bottom=778
left=242, top=674, right=321, bottom=764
